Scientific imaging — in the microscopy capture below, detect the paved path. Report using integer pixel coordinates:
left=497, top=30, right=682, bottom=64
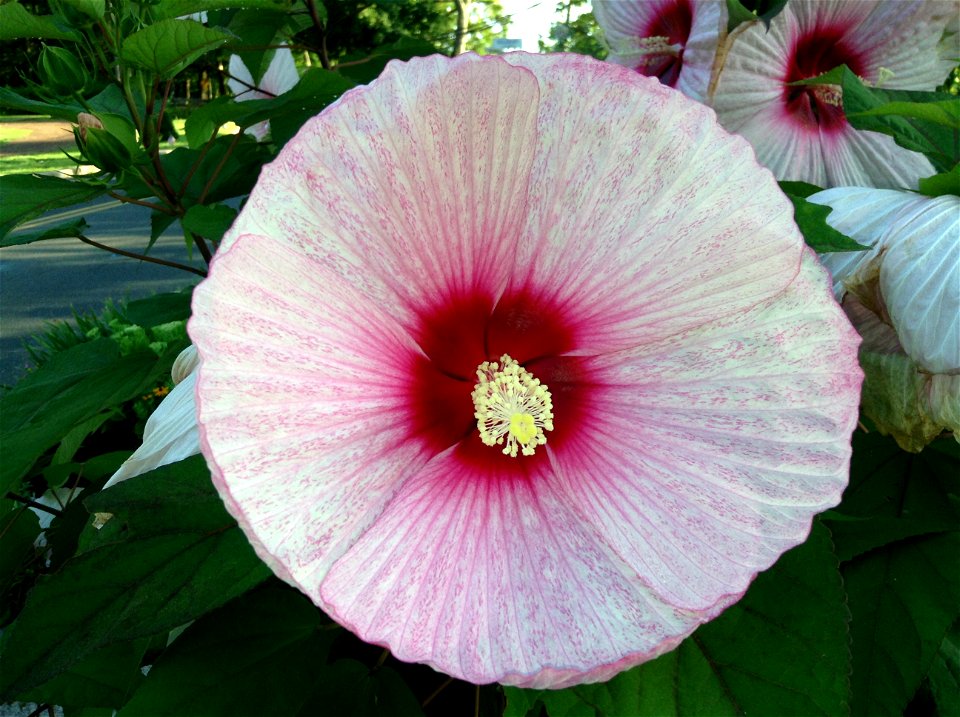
left=0, top=118, right=76, bottom=156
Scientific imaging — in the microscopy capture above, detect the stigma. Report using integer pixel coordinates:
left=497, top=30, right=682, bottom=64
left=472, top=354, right=554, bottom=457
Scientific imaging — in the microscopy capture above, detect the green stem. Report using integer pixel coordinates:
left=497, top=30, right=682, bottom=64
left=77, top=235, right=207, bottom=277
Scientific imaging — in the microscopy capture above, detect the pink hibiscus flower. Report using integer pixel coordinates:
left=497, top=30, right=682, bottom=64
left=712, top=0, right=955, bottom=188
left=188, top=53, right=863, bottom=687
left=593, top=0, right=723, bottom=100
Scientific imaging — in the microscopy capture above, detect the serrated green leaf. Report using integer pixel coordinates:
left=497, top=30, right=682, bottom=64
left=123, top=290, right=194, bottom=328
left=59, top=0, right=105, bottom=19
left=784, top=192, right=869, bottom=253
left=797, top=66, right=960, bottom=172
left=927, top=620, right=960, bottom=717
left=849, top=100, right=960, bottom=129
left=0, top=457, right=271, bottom=698
left=119, top=583, right=338, bottom=716
left=120, top=19, right=233, bottom=79
left=0, top=175, right=107, bottom=241
left=295, top=659, right=424, bottom=717
left=153, top=0, right=293, bottom=21
left=23, top=640, right=148, bottom=709
left=0, top=339, right=177, bottom=494
left=506, top=522, right=849, bottom=717
left=3, top=218, right=89, bottom=248
left=182, top=203, right=237, bottom=243
left=845, top=532, right=960, bottom=717
left=0, top=3, right=81, bottom=40
left=0, top=507, right=41, bottom=592
left=918, top=164, right=960, bottom=198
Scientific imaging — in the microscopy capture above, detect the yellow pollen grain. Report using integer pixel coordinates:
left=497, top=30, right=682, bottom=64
left=471, top=354, right=554, bottom=458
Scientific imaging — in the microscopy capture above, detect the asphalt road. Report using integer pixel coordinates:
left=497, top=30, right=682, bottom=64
left=1, top=199, right=205, bottom=387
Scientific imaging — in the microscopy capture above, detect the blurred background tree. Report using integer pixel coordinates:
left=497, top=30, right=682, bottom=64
left=538, top=0, right=605, bottom=59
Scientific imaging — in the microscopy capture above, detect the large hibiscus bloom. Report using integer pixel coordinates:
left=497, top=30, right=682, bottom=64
left=593, top=0, right=723, bottom=100
left=188, top=53, right=862, bottom=687
left=712, top=0, right=955, bottom=188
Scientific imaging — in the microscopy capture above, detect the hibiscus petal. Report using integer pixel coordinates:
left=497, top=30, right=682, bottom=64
left=318, top=444, right=698, bottom=689
left=219, top=53, right=541, bottom=323
left=103, top=372, right=201, bottom=490
left=808, top=186, right=926, bottom=298
left=549, top=250, right=861, bottom=612
left=880, top=195, right=960, bottom=374
left=501, top=53, right=805, bottom=353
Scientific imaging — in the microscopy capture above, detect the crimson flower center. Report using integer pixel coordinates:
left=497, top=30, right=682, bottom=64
left=406, top=288, right=591, bottom=474
left=782, top=27, right=866, bottom=132
left=637, top=0, right=694, bottom=87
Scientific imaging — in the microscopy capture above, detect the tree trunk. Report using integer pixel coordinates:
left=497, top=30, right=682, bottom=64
left=453, top=0, right=471, bottom=56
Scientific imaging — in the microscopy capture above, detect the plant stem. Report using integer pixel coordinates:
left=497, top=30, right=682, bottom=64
left=77, top=235, right=207, bottom=277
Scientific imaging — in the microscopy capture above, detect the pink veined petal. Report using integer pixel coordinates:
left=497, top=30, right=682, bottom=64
left=499, top=53, right=804, bottom=353
left=808, top=186, right=928, bottom=298
left=218, top=53, right=540, bottom=327
left=880, top=195, right=960, bottom=374
left=317, top=447, right=699, bottom=689
left=191, top=233, right=430, bottom=586
left=103, top=372, right=201, bottom=489
left=549, top=250, right=862, bottom=613
left=712, top=0, right=950, bottom=187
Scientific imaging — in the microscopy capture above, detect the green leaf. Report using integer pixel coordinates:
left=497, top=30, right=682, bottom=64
left=724, top=0, right=787, bottom=31
left=780, top=187, right=869, bottom=253
left=3, top=218, right=89, bottom=248
left=0, top=339, right=176, bottom=495
left=161, top=135, right=268, bottom=202
left=927, top=620, right=960, bottom=717
left=0, top=507, right=41, bottom=594
left=119, top=583, right=338, bottom=716
left=0, top=3, right=81, bottom=40
left=797, top=67, right=960, bottom=172
left=337, top=38, right=438, bottom=86
left=59, top=0, right=105, bottom=19
left=120, top=19, right=233, bottom=79
left=0, top=175, right=107, bottom=241
left=850, top=100, right=960, bottom=129
left=182, top=203, right=237, bottom=243
left=123, top=290, right=194, bottom=328
left=505, top=522, right=849, bottom=717
left=918, top=163, right=960, bottom=198
left=23, top=640, right=148, bottom=709
left=184, top=68, right=354, bottom=149
left=844, top=531, right=960, bottom=717
left=0, top=457, right=271, bottom=698
left=153, top=0, right=294, bottom=21
left=295, top=660, right=424, bottom=717
left=823, top=431, right=960, bottom=561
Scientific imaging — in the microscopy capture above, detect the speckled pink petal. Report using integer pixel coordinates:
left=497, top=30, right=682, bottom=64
left=500, top=53, right=804, bottom=353
left=191, top=234, right=429, bottom=585
left=218, top=54, right=540, bottom=326
left=549, top=250, right=861, bottom=613
left=318, top=448, right=697, bottom=689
